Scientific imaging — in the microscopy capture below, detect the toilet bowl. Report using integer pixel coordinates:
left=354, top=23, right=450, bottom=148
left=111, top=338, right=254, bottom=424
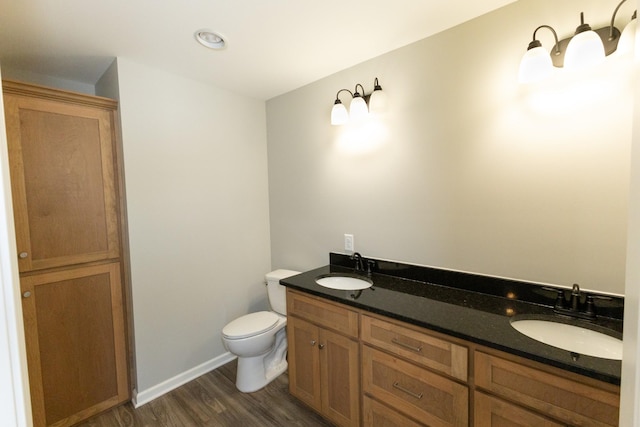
left=221, top=269, right=300, bottom=393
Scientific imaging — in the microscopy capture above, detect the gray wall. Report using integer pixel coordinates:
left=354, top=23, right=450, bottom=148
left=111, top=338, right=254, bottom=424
left=266, top=0, right=635, bottom=295
left=102, top=58, right=273, bottom=394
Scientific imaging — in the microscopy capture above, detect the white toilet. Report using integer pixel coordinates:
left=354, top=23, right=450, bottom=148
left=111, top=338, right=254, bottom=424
left=221, top=269, right=300, bottom=393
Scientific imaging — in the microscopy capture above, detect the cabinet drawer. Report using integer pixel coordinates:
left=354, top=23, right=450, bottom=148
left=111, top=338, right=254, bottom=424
left=361, top=315, right=467, bottom=382
left=363, top=346, right=468, bottom=427
left=363, top=395, right=425, bottom=427
left=287, top=289, right=358, bottom=338
left=474, top=391, right=564, bottom=427
left=475, top=351, right=619, bottom=427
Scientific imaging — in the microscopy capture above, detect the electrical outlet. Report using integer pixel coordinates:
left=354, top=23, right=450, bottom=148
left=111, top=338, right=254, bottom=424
left=344, top=234, right=354, bottom=253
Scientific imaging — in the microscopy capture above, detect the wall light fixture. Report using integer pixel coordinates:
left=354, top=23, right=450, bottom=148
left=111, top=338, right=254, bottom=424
left=331, top=78, right=386, bottom=125
left=518, top=0, right=636, bottom=83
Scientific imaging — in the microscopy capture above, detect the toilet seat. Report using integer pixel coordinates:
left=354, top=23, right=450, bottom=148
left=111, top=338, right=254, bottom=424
left=222, top=311, right=281, bottom=339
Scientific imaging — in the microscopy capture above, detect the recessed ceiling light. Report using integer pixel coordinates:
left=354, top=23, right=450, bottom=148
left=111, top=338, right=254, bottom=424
left=195, top=30, right=226, bottom=50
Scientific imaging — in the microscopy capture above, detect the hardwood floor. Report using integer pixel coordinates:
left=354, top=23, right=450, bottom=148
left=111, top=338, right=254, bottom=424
left=76, top=360, right=334, bottom=427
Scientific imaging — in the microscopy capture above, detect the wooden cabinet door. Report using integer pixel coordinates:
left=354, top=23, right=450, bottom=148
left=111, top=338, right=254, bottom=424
left=4, top=90, right=120, bottom=272
left=319, top=328, right=360, bottom=427
left=287, top=316, right=321, bottom=412
left=21, top=263, right=128, bottom=427
left=287, top=315, right=360, bottom=427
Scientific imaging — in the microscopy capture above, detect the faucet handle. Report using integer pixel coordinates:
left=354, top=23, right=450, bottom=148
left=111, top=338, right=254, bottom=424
left=542, top=286, right=565, bottom=309
left=366, top=259, right=376, bottom=274
left=584, top=294, right=613, bottom=318
left=585, top=295, right=596, bottom=317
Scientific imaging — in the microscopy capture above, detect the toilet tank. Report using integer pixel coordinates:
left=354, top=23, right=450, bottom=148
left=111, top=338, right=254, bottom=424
left=265, top=269, right=300, bottom=315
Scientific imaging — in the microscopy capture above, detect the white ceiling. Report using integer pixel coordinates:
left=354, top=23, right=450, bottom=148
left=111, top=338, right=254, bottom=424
left=0, top=0, right=515, bottom=100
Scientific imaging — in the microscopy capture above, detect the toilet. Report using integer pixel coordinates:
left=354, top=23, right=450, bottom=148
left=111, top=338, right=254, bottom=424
left=221, top=269, right=300, bottom=393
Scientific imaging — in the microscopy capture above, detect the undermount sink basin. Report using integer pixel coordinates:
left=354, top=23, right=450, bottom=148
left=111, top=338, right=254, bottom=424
left=510, top=319, right=623, bottom=360
left=315, top=274, right=373, bottom=291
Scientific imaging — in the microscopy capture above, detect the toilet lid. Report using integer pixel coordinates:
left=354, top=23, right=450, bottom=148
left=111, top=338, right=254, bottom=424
left=222, top=311, right=280, bottom=339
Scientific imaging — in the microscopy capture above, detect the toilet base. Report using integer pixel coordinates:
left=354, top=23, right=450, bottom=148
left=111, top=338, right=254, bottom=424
left=235, top=329, right=288, bottom=393
left=236, top=357, right=288, bottom=393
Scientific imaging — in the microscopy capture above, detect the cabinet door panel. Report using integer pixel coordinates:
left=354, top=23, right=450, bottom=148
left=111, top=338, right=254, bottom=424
left=21, top=263, right=128, bottom=426
left=320, top=328, right=359, bottom=427
left=4, top=93, right=119, bottom=272
left=287, top=317, right=321, bottom=412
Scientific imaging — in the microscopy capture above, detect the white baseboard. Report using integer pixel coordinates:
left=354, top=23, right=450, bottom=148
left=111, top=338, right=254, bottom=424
left=132, top=352, right=237, bottom=408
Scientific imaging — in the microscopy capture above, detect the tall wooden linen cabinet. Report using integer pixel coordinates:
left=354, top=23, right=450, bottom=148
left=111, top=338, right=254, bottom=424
left=2, top=80, right=131, bottom=427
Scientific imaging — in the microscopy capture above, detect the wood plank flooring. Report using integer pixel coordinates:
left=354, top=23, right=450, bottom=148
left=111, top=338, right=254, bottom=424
left=76, top=360, right=334, bottom=427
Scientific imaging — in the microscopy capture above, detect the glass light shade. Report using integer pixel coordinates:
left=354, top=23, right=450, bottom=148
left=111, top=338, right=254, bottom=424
left=331, top=102, right=349, bottom=125
left=616, top=18, right=637, bottom=56
left=368, top=89, right=388, bottom=114
left=564, top=30, right=605, bottom=70
left=518, top=45, right=553, bottom=83
left=349, top=96, right=368, bottom=121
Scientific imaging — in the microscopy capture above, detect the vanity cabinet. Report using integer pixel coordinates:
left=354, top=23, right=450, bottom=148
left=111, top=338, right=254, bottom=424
left=287, top=290, right=360, bottom=427
left=474, top=351, right=620, bottom=427
left=285, top=286, right=620, bottom=427
left=3, top=80, right=130, bottom=427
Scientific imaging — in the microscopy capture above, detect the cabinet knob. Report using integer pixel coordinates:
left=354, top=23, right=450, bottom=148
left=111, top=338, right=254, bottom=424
left=22, top=291, right=31, bottom=298
left=310, top=340, right=316, bottom=346
left=318, top=344, right=325, bottom=350
left=18, top=252, right=28, bottom=259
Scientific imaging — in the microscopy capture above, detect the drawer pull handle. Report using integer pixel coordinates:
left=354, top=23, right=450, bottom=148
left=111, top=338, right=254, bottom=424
left=393, top=381, right=423, bottom=399
left=391, top=338, right=423, bottom=353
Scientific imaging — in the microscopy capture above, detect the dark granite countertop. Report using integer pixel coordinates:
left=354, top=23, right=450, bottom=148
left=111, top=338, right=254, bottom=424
left=281, top=253, right=623, bottom=385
